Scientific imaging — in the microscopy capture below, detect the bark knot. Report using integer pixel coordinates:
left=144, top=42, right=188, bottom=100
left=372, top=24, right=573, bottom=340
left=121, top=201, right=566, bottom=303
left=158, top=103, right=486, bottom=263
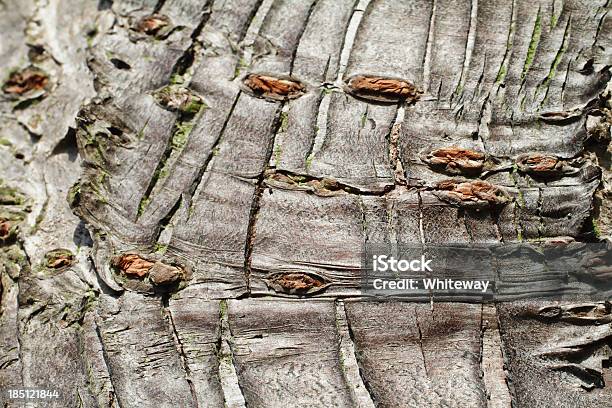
left=0, top=220, right=11, bottom=240
left=44, top=249, right=75, bottom=270
left=134, top=14, right=171, bottom=36
left=153, top=85, right=205, bottom=114
left=422, top=146, right=485, bottom=175
left=345, top=75, right=422, bottom=103
left=243, top=74, right=306, bottom=101
left=516, top=154, right=562, bottom=175
left=114, top=253, right=154, bottom=278
left=112, top=253, right=189, bottom=289
left=267, top=272, right=329, bottom=295
left=3, top=66, right=49, bottom=96
left=433, top=179, right=509, bottom=210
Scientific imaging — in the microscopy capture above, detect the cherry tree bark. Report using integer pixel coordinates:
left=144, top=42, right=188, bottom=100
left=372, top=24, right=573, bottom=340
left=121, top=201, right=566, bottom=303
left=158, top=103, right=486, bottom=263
left=0, top=0, right=611, bottom=407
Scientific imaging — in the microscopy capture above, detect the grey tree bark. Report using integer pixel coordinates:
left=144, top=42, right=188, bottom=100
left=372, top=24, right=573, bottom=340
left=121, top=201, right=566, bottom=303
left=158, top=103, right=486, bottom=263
left=0, top=0, right=611, bottom=407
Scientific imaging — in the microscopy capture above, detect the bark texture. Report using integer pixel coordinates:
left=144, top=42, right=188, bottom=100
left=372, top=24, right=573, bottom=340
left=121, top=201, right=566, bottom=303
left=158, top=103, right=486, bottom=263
left=0, top=0, right=611, bottom=407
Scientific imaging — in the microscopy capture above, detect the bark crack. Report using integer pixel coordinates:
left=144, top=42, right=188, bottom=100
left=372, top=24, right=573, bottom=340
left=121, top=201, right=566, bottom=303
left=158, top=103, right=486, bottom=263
left=496, top=307, right=519, bottom=407
left=422, top=0, right=437, bottom=94
left=307, top=0, right=373, bottom=168
left=137, top=1, right=215, bottom=221
left=217, top=300, right=247, bottom=408
left=493, top=0, right=517, bottom=90
left=520, top=7, right=543, bottom=85
left=453, top=0, right=478, bottom=104
left=339, top=301, right=378, bottom=408
left=244, top=1, right=319, bottom=290
left=171, top=0, right=215, bottom=81
left=95, top=319, right=122, bottom=408
left=240, top=0, right=275, bottom=68
left=162, top=295, right=199, bottom=408
left=153, top=0, right=167, bottom=14
left=266, top=168, right=391, bottom=197
left=389, top=107, right=407, bottom=186
left=186, top=92, right=241, bottom=219
left=137, top=110, right=201, bottom=220
left=289, top=0, right=319, bottom=76
left=244, top=105, right=284, bottom=292
left=414, top=306, right=430, bottom=378
left=306, top=89, right=333, bottom=167
left=536, top=15, right=572, bottom=108
left=479, top=304, right=486, bottom=405
left=336, top=0, right=372, bottom=81
left=16, top=300, right=25, bottom=389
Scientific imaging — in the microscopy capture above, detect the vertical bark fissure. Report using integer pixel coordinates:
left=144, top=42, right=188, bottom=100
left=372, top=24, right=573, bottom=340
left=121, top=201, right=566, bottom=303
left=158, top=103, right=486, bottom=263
left=162, top=295, right=199, bottom=408
left=87, top=321, right=117, bottom=408
left=153, top=0, right=167, bottom=13
left=152, top=195, right=182, bottom=253
left=520, top=7, right=543, bottom=85
left=177, top=0, right=273, bottom=220
left=336, top=0, right=372, bottom=81
left=417, top=190, right=426, bottom=246
left=472, top=55, right=487, bottom=103
left=136, top=111, right=199, bottom=221
left=244, top=105, right=284, bottom=292
left=536, top=16, right=571, bottom=108
left=357, top=195, right=370, bottom=248
left=593, top=7, right=609, bottom=48
left=477, top=90, right=492, bottom=151
left=342, top=301, right=380, bottom=408
left=95, top=320, right=123, bottom=408
left=241, top=0, right=275, bottom=67
left=478, top=304, right=488, bottom=407
left=237, top=0, right=266, bottom=44
left=491, top=208, right=506, bottom=243
left=289, top=0, right=319, bottom=76
left=307, top=0, right=370, bottom=165
left=508, top=161, right=524, bottom=241
left=496, top=307, right=520, bottom=407
left=422, top=0, right=437, bottom=94
left=560, top=58, right=572, bottom=109
left=481, top=304, right=514, bottom=408
left=494, top=0, right=517, bottom=90
left=416, top=190, right=434, bottom=307
left=453, top=0, right=478, bottom=104
left=463, top=209, right=475, bottom=243
left=186, top=92, right=241, bottom=219
left=389, top=107, right=407, bottom=186
left=217, top=300, right=248, bottom=408
left=173, top=0, right=216, bottom=78
left=302, top=90, right=326, bottom=168
left=414, top=306, right=430, bottom=378
left=137, top=1, right=215, bottom=220
left=15, top=302, right=25, bottom=391
left=307, top=91, right=332, bottom=165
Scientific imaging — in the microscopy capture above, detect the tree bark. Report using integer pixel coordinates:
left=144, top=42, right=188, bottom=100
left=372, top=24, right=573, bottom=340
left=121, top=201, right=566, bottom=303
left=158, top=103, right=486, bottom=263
left=0, top=0, right=611, bottom=407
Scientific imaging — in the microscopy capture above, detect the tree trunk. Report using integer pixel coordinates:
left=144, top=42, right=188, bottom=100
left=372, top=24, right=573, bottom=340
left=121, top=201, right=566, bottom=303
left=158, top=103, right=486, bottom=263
left=0, top=0, right=610, bottom=407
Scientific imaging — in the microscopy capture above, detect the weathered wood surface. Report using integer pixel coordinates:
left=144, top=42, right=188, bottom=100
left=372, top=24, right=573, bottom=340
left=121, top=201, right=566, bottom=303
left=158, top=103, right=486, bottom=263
left=0, top=0, right=611, bottom=407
